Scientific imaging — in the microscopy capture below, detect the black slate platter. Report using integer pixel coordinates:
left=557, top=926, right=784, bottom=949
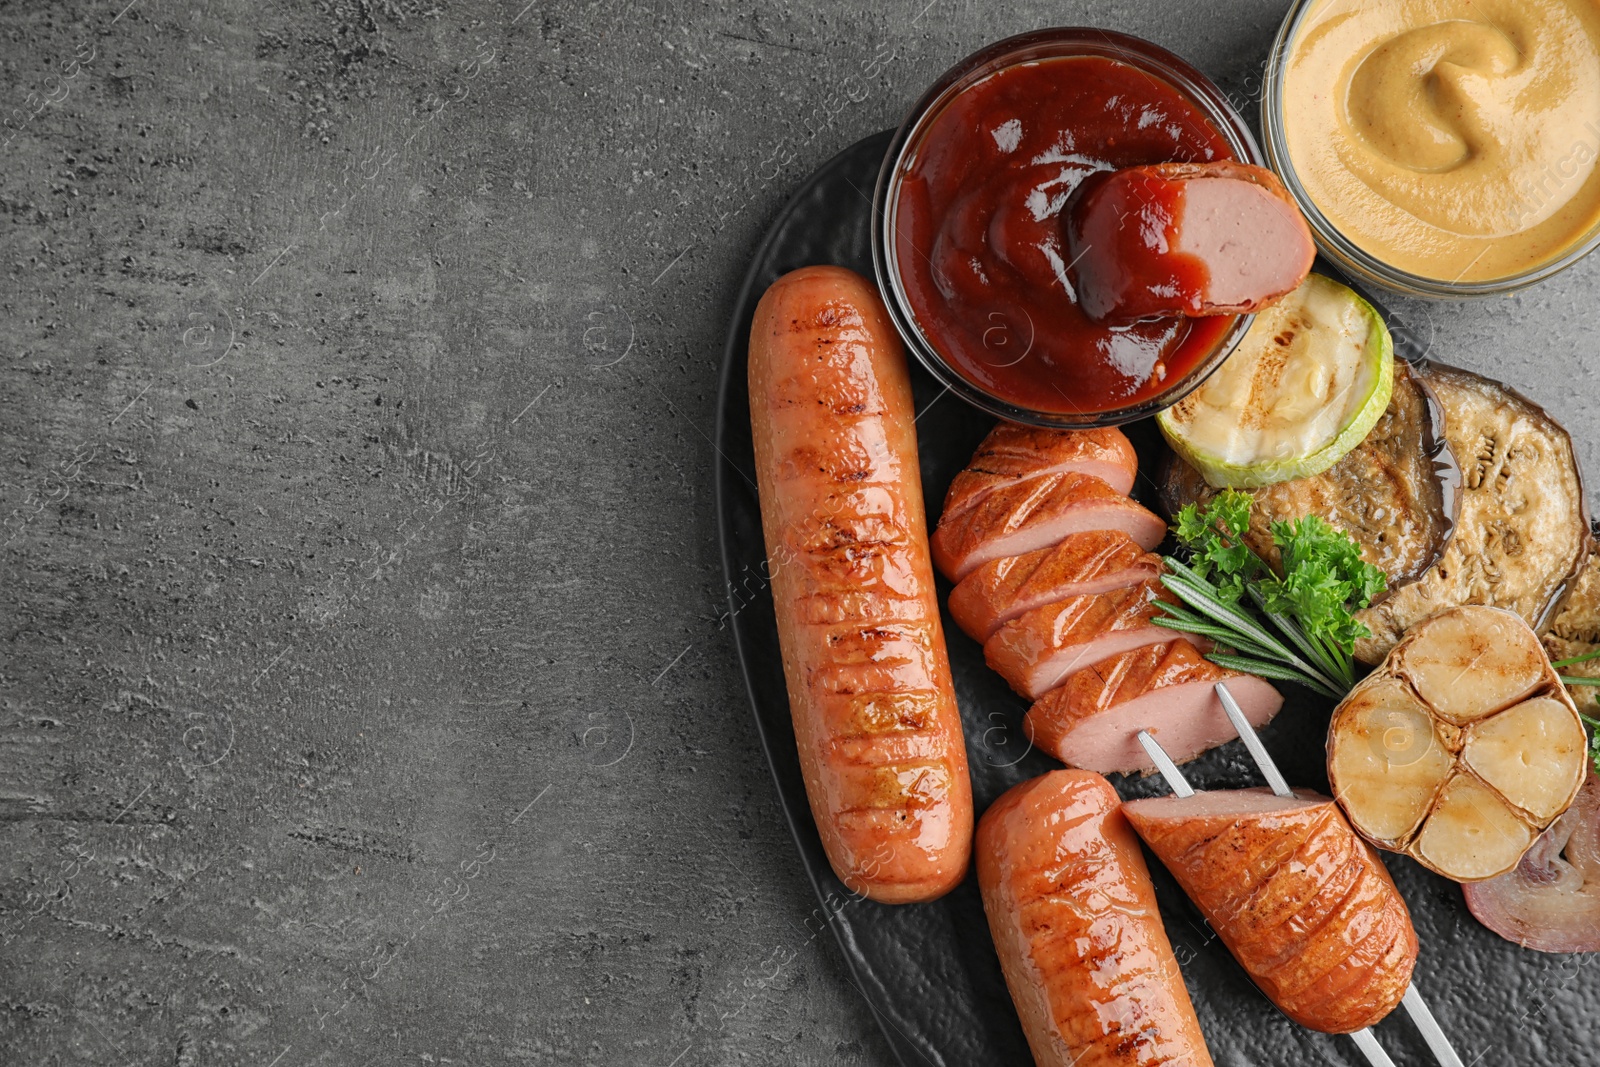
left=715, top=130, right=1600, bottom=1067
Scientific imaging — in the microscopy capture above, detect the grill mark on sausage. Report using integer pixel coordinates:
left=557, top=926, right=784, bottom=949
left=1205, top=824, right=1310, bottom=906
left=1292, top=914, right=1411, bottom=1022
left=807, top=618, right=943, bottom=692
left=796, top=540, right=922, bottom=596
left=771, top=392, right=889, bottom=417
left=793, top=593, right=923, bottom=627
left=1023, top=902, right=1192, bottom=1061
left=833, top=760, right=953, bottom=812
left=820, top=620, right=937, bottom=652
left=951, top=424, right=1136, bottom=483
left=947, top=467, right=1065, bottom=528
left=1224, top=812, right=1359, bottom=943
left=1232, top=842, right=1367, bottom=973
left=1263, top=866, right=1387, bottom=998
left=1249, top=810, right=1353, bottom=904
left=824, top=728, right=953, bottom=766
left=827, top=692, right=942, bottom=733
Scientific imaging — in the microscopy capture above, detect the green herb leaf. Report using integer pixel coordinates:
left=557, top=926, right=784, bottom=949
left=1161, top=495, right=1385, bottom=698
left=1259, top=516, right=1386, bottom=660
left=1172, top=492, right=1261, bottom=603
left=1581, top=712, right=1600, bottom=777
left=1553, top=646, right=1600, bottom=670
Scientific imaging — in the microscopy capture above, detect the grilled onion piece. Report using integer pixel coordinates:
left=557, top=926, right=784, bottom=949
left=1463, top=771, right=1600, bottom=952
left=1328, top=605, right=1587, bottom=882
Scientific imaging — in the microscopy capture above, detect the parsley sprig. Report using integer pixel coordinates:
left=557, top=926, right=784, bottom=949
left=1155, top=491, right=1388, bottom=699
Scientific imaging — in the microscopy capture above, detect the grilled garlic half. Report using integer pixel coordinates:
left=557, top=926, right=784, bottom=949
left=1328, top=605, right=1588, bottom=882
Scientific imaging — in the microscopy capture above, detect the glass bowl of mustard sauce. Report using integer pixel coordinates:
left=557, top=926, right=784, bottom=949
left=872, top=28, right=1262, bottom=428
left=1263, top=0, right=1600, bottom=297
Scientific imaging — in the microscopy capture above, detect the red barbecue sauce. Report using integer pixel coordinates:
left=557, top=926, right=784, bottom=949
left=1066, top=167, right=1207, bottom=323
left=893, top=55, right=1239, bottom=416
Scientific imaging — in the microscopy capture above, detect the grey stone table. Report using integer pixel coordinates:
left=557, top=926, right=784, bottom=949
left=5, top=1, right=1600, bottom=1064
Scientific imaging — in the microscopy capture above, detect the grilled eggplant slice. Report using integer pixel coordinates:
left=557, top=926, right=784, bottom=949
left=1542, top=532, right=1600, bottom=713
left=1353, top=363, right=1589, bottom=663
left=1160, top=358, right=1457, bottom=599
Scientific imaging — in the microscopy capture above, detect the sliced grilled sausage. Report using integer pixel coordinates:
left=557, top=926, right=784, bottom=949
left=1025, top=641, right=1282, bottom=774
left=983, top=579, right=1191, bottom=699
left=943, top=424, right=1139, bottom=516
left=932, top=472, right=1167, bottom=581
left=1123, top=788, right=1417, bottom=1033
left=948, top=530, right=1163, bottom=642
left=978, top=770, right=1215, bottom=1067
left=748, top=265, right=973, bottom=904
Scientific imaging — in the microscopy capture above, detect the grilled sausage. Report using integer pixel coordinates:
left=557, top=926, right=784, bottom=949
left=1026, top=641, right=1282, bottom=775
left=1066, top=162, right=1314, bottom=322
left=977, top=770, right=1215, bottom=1067
left=983, top=579, right=1191, bottom=700
left=748, top=265, right=973, bottom=904
left=942, top=424, right=1140, bottom=510
left=932, top=471, right=1167, bottom=581
left=1122, top=788, right=1417, bottom=1033
left=947, top=530, right=1162, bottom=642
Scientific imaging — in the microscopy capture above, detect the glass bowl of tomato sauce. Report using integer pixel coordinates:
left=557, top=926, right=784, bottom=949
left=872, top=29, right=1263, bottom=428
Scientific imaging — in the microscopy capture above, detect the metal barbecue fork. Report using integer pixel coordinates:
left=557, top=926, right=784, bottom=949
left=1132, top=682, right=1467, bottom=1067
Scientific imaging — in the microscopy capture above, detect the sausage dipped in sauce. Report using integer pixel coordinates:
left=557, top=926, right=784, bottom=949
left=978, top=770, right=1215, bottom=1067
left=748, top=265, right=973, bottom=903
left=1066, top=162, right=1315, bottom=323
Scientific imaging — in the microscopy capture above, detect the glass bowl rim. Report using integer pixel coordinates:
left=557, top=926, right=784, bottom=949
left=1260, top=0, right=1600, bottom=298
left=870, top=26, right=1264, bottom=428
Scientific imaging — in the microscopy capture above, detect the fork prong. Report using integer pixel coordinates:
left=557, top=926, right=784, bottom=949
left=1137, top=729, right=1195, bottom=797
left=1215, top=681, right=1294, bottom=798
left=1350, top=1027, right=1400, bottom=1067
left=1402, top=984, right=1467, bottom=1067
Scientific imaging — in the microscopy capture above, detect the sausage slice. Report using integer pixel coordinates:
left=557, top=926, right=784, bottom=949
left=932, top=471, right=1167, bottom=581
left=1024, top=641, right=1282, bottom=774
left=1066, top=162, right=1315, bottom=323
left=983, top=580, right=1192, bottom=700
left=948, top=530, right=1162, bottom=642
left=943, top=424, right=1140, bottom=514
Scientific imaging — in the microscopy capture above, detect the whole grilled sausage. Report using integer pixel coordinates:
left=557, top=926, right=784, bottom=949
left=748, top=265, right=973, bottom=903
left=977, top=770, right=1215, bottom=1067
left=1123, top=788, right=1417, bottom=1033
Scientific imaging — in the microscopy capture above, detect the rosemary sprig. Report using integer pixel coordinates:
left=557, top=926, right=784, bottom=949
left=1156, top=491, right=1387, bottom=698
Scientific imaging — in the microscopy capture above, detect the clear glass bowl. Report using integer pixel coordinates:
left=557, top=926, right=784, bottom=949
left=1261, top=0, right=1600, bottom=298
left=871, top=28, right=1263, bottom=429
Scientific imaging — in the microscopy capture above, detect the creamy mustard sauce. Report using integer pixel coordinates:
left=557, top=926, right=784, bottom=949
left=1284, top=0, right=1600, bottom=281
